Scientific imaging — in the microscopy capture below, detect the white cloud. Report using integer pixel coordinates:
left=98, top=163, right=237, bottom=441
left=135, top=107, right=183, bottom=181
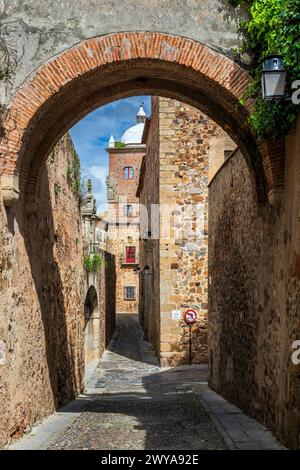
left=94, top=191, right=108, bottom=216
left=88, top=165, right=108, bottom=185
left=69, top=96, right=151, bottom=210
left=97, top=202, right=108, bottom=215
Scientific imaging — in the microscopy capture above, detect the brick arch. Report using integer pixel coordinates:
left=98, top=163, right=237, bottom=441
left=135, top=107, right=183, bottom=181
left=0, top=31, right=281, bottom=212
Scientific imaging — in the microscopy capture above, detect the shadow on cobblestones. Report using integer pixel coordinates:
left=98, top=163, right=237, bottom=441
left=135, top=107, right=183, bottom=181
left=10, top=315, right=284, bottom=450
left=49, top=359, right=227, bottom=450
left=47, top=314, right=226, bottom=449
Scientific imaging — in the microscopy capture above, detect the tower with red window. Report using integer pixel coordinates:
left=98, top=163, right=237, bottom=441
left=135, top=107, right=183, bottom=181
left=106, top=104, right=147, bottom=314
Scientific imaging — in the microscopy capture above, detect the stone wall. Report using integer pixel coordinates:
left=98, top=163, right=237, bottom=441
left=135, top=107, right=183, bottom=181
left=158, top=98, right=235, bottom=366
left=138, top=97, right=160, bottom=357
left=107, top=148, right=145, bottom=202
left=107, top=223, right=140, bottom=314
left=1, top=0, right=243, bottom=98
left=0, top=133, right=84, bottom=447
left=139, top=96, right=235, bottom=366
left=84, top=250, right=116, bottom=364
left=208, top=117, right=300, bottom=449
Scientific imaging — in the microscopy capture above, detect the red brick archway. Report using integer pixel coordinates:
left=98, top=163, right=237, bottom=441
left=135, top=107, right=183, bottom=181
left=0, top=31, right=281, bottom=212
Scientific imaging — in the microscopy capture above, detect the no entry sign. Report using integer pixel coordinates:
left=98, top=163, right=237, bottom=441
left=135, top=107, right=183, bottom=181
left=183, top=309, right=197, bottom=325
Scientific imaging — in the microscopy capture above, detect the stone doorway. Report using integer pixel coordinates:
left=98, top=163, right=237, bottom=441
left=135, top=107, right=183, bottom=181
left=84, top=286, right=100, bottom=365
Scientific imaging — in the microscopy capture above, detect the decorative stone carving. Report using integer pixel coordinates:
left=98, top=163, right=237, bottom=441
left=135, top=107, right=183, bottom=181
left=106, top=176, right=117, bottom=202
left=0, top=340, right=6, bottom=365
left=81, top=179, right=97, bottom=217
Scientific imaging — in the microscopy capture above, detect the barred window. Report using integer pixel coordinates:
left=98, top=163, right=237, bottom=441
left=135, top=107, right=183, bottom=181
left=124, top=286, right=136, bottom=300
left=123, top=204, right=133, bottom=216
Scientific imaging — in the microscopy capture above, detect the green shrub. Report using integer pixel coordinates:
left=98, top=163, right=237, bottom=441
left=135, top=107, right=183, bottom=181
left=114, top=141, right=126, bottom=149
left=54, top=183, right=61, bottom=198
left=67, top=145, right=81, bottom=194
left=84, top=253, right=103, bottom=273
left=230, top=0, right=300, bottom=139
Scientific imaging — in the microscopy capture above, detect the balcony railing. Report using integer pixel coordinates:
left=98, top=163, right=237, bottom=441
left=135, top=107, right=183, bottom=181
left=119, top=254, right=139, bottom=266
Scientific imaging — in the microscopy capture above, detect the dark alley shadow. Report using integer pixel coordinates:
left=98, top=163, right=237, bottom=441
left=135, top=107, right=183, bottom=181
left=43, top=309, right=215, bottom=450
left=104, top=251, right=116, bottom=348
left=15, top=164, right=81, bottom=410
left=208, top=197, right=259, bottom=416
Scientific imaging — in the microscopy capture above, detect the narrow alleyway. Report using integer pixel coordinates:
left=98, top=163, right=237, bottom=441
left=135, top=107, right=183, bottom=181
left=9, top=315, right=285, bottom=450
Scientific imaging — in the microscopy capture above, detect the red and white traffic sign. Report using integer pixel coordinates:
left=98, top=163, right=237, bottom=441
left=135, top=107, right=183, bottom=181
left=183, top=309, right=197, bottom=325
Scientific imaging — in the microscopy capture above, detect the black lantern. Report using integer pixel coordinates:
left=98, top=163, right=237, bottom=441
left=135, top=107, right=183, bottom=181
left=143, top=265, right=150, bottom=274
left=261, top=55, right=287, bottom=101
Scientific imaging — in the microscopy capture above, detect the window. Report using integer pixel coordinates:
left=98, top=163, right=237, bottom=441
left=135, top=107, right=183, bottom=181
left=125, top=246, right=136, bottom=263
left=123, top=204, right=133, bottom=217
left=124, top=286, right=136, bottom=300
left=124, top=166, right=134, bottom=179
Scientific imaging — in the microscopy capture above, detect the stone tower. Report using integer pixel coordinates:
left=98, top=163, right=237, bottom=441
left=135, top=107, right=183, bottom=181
left=106, top=104, right=147, bottom=314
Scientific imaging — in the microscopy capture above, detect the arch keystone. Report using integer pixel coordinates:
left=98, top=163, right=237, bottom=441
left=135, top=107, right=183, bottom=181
left=268, top=189, right=284, bottom=209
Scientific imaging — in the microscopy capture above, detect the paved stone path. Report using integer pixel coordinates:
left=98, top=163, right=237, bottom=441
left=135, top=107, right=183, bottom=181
left=9, top=314, right=285, bottom=450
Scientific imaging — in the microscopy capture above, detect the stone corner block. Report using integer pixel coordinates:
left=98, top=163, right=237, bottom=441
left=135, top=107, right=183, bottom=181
left=268, top=189, right=284, bottom=209
left=1, top=175, right=20, bottom=207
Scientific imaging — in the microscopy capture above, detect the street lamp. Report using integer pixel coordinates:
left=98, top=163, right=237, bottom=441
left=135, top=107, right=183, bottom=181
left=143, top=265, right=150, bottom=274
left=261, top=55, right=287, bottom=101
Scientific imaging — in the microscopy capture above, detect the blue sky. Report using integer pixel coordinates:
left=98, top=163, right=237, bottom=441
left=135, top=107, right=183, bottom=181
left=70, top=96, right=151, bottom=213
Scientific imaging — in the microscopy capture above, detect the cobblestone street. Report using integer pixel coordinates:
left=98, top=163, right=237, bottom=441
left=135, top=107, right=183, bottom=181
left=10, top=314, right=285, bottom=451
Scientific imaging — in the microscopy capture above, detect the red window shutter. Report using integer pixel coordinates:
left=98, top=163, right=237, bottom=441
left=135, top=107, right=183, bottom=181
left=126, top=246, right=135, bottom=263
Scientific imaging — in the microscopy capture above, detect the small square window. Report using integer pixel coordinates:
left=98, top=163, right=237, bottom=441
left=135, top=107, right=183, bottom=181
left=124, top=286, right=136, bottom=300
left=123, top=204, right=133, bottom=216
left=124, top=167, right=134, bottom=179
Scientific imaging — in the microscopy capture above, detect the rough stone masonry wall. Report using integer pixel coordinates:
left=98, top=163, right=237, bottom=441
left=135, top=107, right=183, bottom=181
left=1, top=0, right=243, bottom=98
left=139, top=97, right=160, bottom=357
left=0, top=133, right=84, bottom=447
left=159, top=98, right=235, bottom=366
left=208, top=117, right=300, bottom=449
left=140, top=97, right=235, bottom=367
